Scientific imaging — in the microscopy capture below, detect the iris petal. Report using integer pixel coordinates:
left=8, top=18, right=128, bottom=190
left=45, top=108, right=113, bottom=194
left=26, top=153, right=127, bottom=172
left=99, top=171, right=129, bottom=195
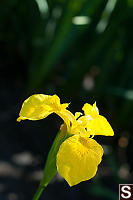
left=82, top=102, right=114, bottom=136
left=82, top=102, right=99, bottom=118
left=56, top=135, right=103, bottom=186
left=17, top=94, right=75, bottom=128
left=87, top=115, right=114, bottom=136
left=17, top=94, right=53, bottom=121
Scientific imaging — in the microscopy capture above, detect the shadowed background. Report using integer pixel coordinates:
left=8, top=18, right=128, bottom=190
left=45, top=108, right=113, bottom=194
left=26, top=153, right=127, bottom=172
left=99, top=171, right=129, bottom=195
left=0, top=0, right=133, bottom=199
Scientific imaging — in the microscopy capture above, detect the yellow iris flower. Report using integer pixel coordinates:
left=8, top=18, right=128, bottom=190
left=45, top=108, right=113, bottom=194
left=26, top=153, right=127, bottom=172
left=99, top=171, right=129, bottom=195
left=17, top=94, right=114, bottom=186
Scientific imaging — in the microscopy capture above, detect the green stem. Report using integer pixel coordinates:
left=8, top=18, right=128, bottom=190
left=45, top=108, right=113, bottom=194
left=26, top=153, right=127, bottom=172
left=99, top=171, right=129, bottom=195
left=32, top=184, right=44, bottom=200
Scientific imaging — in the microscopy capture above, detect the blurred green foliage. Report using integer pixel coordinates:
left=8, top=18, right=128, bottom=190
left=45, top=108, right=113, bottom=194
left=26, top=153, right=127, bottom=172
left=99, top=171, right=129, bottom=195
left=0, top=0, right=133, bottom=199
left=1, top=0, right=133, bottom=127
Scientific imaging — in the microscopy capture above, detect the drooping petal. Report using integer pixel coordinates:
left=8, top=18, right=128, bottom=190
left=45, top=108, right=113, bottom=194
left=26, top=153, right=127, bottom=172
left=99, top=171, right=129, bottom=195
left=17, top=94, right=75, bottom=126
left=56, top=135, right=103, bottom=186
left=17, top=94, right=53, bottom=122
left=86, top=115, right=114, bottom=136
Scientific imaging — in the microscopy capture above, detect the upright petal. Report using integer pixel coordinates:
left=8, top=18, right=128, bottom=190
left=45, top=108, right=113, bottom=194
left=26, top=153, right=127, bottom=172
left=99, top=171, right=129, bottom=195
left=82, top=102, right=114, bottom=136
left=82, top=102, right=99, bottom=118
left=56, top=135, right=103, bottom=186
left=74, top=112, right=83, bottom=119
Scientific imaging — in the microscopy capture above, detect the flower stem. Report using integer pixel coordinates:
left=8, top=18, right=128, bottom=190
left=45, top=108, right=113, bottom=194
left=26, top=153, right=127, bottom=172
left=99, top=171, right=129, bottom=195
left=32, top=184, right=44, bottom=200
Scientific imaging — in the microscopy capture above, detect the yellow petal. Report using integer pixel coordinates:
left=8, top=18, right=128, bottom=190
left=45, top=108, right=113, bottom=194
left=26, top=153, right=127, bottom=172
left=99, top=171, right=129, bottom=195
left=17, top=94, right=75, bottom=129
left=74, top=112, right=83, bottom=119
left=57, top=109, right=76, bottom=131
left=17, top=94, right=53, bottom=121
left=87, top=115, right=114, bottom=136
left=82, top=102, right=99, bottom=118
left=61, top=103, right=70, bottom=110
left=70, top=116, right=87, bottom=136
left=56, top=135, right=103, bottom=186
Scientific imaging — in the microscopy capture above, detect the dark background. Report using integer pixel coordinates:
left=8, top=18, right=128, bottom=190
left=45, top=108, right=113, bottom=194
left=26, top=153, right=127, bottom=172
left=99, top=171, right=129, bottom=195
left=0, top=0, right=133, bottom=199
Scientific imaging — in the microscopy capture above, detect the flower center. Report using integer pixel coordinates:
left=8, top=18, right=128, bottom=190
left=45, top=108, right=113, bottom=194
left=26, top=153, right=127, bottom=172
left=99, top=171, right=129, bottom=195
left=78, top=136, right=89, bottom=149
